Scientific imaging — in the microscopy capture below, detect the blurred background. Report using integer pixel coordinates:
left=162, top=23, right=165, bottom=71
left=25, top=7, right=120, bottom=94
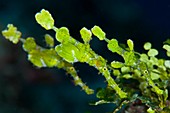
left=0, top=0, right=170, bottom=113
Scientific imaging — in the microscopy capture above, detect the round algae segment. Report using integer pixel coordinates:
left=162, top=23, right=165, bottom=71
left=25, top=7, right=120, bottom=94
left=107, top=39, right=119, bottom=53
left=147, top=49, right=158, bottom=57
left=55, top=27, right=70, bottom=43
left=55, top=43, right=79, bottom=63
left=144, top=42, right=152, bottom=50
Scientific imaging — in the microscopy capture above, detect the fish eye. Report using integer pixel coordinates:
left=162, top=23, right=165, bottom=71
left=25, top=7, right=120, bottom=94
left=143, top=70, right=148, bottom=74
left=103, top=67, right=107, bottom=71
left=69, top=67, right=75, bottom=71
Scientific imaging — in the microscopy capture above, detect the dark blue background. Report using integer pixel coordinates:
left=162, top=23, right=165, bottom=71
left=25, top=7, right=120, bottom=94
left=0, top=0, right=170, bottom=113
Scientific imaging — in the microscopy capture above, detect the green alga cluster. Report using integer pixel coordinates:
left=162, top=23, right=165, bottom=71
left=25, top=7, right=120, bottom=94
left=2, top=9, right=170, bottom=113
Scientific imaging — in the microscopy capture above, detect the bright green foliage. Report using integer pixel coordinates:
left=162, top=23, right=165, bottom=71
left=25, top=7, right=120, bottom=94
left=91, top=25, right=106, bottom=40
left=2, top=24, right=21, bottom=44
left=107, top=39, right=137, bottom=66
left=44, top=34, right=54, bottom=47
left=2, top=9, right=170, bottom=113
left=35, top=9, right=54, bottom=30
left=80, top=27, right=92, bottom=44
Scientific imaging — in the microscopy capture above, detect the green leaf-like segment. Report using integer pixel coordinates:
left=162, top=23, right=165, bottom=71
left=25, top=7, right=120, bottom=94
left=55, top=27, right=70, bottom=43
left=2, top=24, right=21, bottom=44
left=23, top=37, right=37, bottom=52
left=80, top=27, right=92, bottom=44
left=147, top=49, right=158, bottom=57
left=28, top=49, right=59, bottom=68
left=35, top=9, right=54, bottom=30
left=91, top=25, right=106, bottom=40
left=144, top=42, right=152, bottom=50
left=55, top=43, right=79, bottom=63
left=107, top=39, right=123, bottom=53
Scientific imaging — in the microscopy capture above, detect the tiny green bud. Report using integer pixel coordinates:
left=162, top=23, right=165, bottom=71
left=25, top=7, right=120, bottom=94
left=35, top=9, right=54, bottom=30
left=127, top=39, right=134, bottom=51
left=44, top=34, right=54, bottom=47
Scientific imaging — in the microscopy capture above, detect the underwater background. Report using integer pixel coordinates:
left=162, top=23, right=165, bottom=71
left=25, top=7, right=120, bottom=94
left=0, top=0, right=170, bottom=113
